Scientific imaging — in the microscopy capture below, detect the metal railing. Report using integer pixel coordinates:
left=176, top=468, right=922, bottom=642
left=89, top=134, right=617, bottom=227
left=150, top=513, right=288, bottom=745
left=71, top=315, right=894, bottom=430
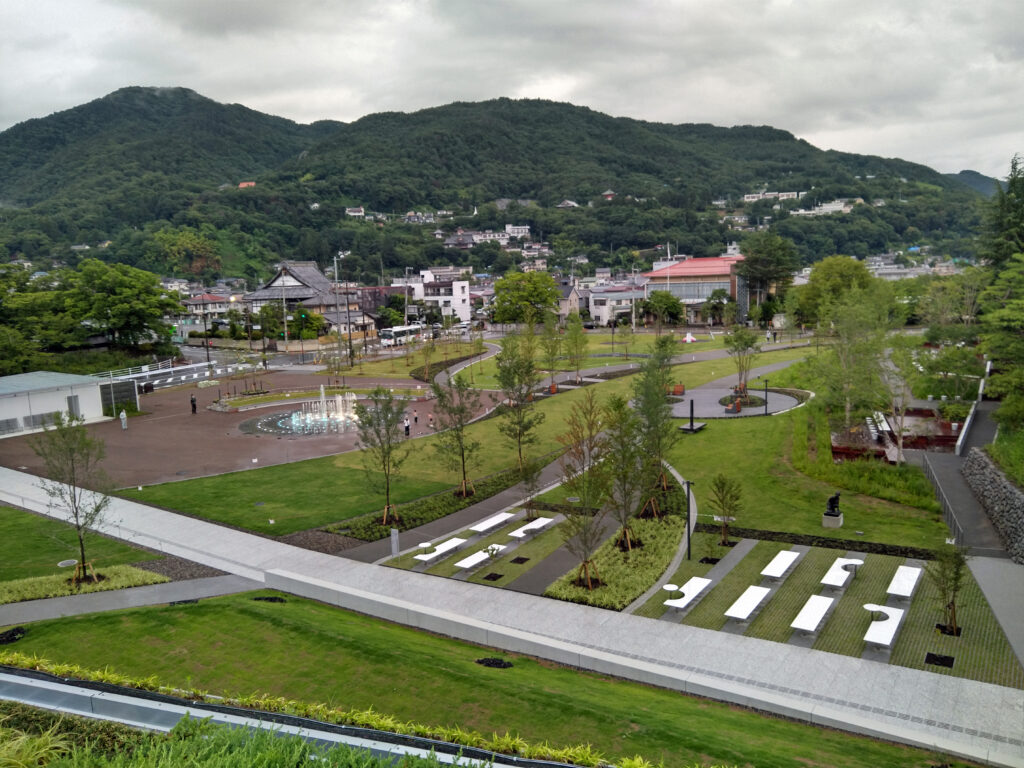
left=90, top=357, right=176, bottom=380
left=921, top=453, right=964, bottom=545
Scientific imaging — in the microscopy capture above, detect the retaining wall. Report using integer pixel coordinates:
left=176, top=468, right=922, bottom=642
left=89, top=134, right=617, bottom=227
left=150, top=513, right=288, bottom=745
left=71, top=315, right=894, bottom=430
left=962, top=448, right=1024, bottom=564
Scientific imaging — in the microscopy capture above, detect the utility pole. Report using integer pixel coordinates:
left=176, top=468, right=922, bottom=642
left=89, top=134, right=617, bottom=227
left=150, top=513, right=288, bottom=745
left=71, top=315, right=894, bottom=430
left=404, top=266, right=412, bottom=326
left=202, top=293, right=211, bottom=364
left=334, top=251, right=345, bottom=370
left=335, top=250, right=354, bottom=367
left=281, top=286, right=289, bottom=347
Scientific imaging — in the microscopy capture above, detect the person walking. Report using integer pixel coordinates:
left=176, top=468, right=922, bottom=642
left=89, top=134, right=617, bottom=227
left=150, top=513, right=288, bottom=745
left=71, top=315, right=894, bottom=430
left=190, top=394, right=197, bottom=415
left=428, top=412, right=434, bottom=430
left=119, top=409, right=128, bottom=430
left=413, top=409, right=418, bottom=424
left=404, top=417, right=411, bottom=438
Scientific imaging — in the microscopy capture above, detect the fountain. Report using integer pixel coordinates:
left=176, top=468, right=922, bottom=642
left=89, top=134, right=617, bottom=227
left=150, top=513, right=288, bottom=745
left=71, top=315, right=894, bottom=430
left=239, top=391, right=361, bottom=436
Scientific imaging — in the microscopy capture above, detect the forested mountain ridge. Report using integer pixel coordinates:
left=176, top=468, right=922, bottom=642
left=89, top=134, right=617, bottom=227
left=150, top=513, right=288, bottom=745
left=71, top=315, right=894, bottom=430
left=0, top=88, right=988, bottom=279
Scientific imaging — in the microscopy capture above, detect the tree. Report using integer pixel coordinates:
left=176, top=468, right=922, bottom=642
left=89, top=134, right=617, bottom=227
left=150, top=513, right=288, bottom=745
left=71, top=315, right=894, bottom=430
left=492, top=272, right=559, bottom=323
left=29, top=413, right=111, bottom=585
left=354, top=387, right=409, bottom=526
left=557, top=388, right=608, bottom=591
left=430, top=373, right=482, bottom=497
left=983, top=154, right=1024, bottom=269
left=540, top=312, right=562, bottom=391
left=632, top=335, right=679, bottom=515
left=706, top=473, right=742, bottom=546
left=0, top=325, right=34, bottom=375
left=926, top=544, right=970, bottom=635
left=603, top=394, right=644, bottom=551
left=980, top=253, right=1024, bottom=429
left=563, top=312, right=589, bottom=384
left=877, top=341, right=915, bottom=464
left=736, top=231, right=799, bottom=304
left=701, top=288, right=731, bottom=326
left=65, top=259, right=179, bottom=348
left=644, top=290, right=682, bottom=335
left=723, top=325, right=761, bottom=396
left=495, top=332, right=544, bottom=471
left=796, top=255, right=875, bottom=325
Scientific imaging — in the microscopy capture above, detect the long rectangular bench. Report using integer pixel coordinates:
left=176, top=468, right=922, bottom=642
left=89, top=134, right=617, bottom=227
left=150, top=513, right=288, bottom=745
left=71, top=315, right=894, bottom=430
left=470, top=512, right=515, bottom=533
left=886, top=565, right=922, bottom=599
left=724, top=585, right=771, bottom=621
left=509, top=517, right=553, bottom=539
left=821, top=557, right=863, bottom=588
left=662, top=576, right=712, bottom=611
left=863, top=603, right=905, bottom=647
left=413, top=537, right=467, bottom=562
left=454, top=544, right=506, bottom=570
left=761, top=550, right=800, bottom=580
left=790, top=594, right=834, bottom=633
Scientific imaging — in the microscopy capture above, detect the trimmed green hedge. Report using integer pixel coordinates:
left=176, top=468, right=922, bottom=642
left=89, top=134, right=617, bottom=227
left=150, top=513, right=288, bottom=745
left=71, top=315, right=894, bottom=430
left=327, top=470, right=522, bottom=541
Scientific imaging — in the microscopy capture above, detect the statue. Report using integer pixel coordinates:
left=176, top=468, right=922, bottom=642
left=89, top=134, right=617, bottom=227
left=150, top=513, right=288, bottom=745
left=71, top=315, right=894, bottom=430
left=826, top=492, right=841, bottom=515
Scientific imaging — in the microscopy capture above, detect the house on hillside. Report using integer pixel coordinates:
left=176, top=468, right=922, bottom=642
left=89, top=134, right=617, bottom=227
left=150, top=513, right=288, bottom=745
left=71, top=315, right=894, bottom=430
left=242, top=261, right=335, bottom=313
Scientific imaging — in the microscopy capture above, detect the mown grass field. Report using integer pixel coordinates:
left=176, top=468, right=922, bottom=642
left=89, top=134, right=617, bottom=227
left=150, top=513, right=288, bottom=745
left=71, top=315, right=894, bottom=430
left=0, top=505, right=160, bottom=582
left=2, top=591, right=985, bottom=768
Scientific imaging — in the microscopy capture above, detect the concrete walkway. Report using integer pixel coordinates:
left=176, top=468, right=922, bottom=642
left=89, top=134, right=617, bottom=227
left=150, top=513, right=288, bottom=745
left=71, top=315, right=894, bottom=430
left=1, top=466, right=1021, bottom=767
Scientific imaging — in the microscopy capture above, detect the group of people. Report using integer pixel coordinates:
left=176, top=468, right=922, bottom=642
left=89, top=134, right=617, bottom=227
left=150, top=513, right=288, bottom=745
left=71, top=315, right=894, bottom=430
left=403, top=408, right=433, bottom=437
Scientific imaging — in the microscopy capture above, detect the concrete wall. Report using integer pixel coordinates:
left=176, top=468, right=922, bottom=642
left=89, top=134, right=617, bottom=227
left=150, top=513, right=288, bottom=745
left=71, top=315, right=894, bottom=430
left=962, top=448, right=1024, bottom=564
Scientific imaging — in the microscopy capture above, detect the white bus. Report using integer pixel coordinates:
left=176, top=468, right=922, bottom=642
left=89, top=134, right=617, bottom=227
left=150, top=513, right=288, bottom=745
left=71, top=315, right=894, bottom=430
left=379, top=324, right=423, bottom=347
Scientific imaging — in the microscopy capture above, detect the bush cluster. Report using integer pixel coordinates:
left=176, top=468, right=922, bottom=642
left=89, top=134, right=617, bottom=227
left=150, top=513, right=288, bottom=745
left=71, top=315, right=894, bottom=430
left=0, top=700, right=155, bottom=756
left=329, top=470, right=522, bottom=541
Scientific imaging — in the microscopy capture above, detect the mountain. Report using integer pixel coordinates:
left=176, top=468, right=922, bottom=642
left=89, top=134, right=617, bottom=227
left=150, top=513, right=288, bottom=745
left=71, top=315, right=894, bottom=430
left=0, top=89, right=987, bottom=276
left=0, top=86, right=339, bottom=207
left=944, top=170, right=1001, bottom=198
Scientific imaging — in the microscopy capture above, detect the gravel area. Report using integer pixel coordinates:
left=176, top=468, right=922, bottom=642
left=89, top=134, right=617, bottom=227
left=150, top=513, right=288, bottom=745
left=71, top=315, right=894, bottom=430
left=133, top=556, right=226, bottom=581
left=278, top=529, right=364, bottom=555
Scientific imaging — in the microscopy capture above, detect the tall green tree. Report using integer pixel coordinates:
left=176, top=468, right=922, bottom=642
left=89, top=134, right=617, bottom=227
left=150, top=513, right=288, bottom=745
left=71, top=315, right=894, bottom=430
left=29, top=413, right=111, bottom=585
left=723, top=325, right=761, bottom=395
left=632, top=335, right=679, bottom=515
left=644, top=290, right=682, bottom=335
left=354, top=387, right=409, bottom=526
left=983, top=154, right=1024, bottom=269
left=430, top=373, right=482, bottom=498
left=495, top=332, right=544, bottom=471
left=65, top=259, right=179, bottom=348
left=794, top=255, right=875, bottom=325
left=563, top=312, right=589, bottom=384
left=980, top=253, right=1024, bottom=429
left=492, top=272, right=559, bottom=323
left=736, top=231, right=799, bottom=304
left=603, top=394, right=644, bottom=551
left=926, top=544, right=970, bottom=635
left=540, top=311, right=562, bottom=390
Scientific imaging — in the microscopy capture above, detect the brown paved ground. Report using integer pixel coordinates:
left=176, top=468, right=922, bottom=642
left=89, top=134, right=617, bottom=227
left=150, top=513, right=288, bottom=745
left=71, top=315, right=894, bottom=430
left=0, top=370, right=497, bottom=489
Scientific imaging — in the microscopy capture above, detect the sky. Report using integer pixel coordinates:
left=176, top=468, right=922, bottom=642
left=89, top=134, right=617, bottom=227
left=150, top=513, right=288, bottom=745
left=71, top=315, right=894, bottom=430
left=1, top=0, right=1021, bottom=179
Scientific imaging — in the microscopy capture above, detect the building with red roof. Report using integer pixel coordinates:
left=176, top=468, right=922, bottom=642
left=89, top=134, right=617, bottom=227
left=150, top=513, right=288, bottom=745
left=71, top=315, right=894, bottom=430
left=642, top=246, right=749, bottom=324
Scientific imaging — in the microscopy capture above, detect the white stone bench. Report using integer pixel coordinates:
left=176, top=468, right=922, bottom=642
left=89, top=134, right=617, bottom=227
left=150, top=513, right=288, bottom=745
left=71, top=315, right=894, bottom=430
left=454, top=544, right=506, bottom=570
left=413, top=537, right=467, bottom=562
left=469, top=512, right=515, bottom=533
left=509, top=517, right=553, bottom=539
left=724, top=585, right=771, bottom=621
left=863, top=603, right=905, bottom=647
left=886, top=565, right=922, bottom=599
left=790, top=594, right=834, bottom=633
left=821, top=557, right=864, bottom=588
left=761, top=550, right=800, bottom=580
left=662, top=576, right=712, bottom=610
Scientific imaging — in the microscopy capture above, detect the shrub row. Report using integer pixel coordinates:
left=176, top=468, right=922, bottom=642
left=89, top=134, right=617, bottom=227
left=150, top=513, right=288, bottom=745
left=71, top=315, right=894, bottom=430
left=692, top=522, right=936, bottom=560
left=0, top=566, right=169, bottom=606
left=545, top=515, right=687, bottom=610
left=0, top=653, right=626, bottom=767
left=0, top=700, right=155, bottom=756
left=328, top=470, right=522, bottom=541
left=409, top=352, right=483, bottom=383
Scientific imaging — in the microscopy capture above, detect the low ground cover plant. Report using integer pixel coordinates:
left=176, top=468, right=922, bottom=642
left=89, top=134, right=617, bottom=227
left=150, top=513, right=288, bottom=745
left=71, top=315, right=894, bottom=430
left=0, top=565, right=167, bottom=605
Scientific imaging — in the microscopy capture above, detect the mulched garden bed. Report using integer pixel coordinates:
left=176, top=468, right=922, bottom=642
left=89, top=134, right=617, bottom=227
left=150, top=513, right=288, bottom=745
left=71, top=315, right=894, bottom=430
left=692, top=523, right=937, bottom=559
left=134, top=556, right=226, bottom=581
left=279, top=529, right=363, bottom=555
left=0, top=626, right=26, bottom=645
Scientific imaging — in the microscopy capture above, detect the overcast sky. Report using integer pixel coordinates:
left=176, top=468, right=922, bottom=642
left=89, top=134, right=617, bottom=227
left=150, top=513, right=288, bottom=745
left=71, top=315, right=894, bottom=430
left=2, top=0, right=1021, bottom=178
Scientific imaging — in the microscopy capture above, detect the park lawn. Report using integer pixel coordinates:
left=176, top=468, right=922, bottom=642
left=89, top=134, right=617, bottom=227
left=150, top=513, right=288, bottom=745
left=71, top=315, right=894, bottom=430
left=665, top=410, right=951, bottom=549
left=813, top=553, right=899, bottom=657
left=0, top=505, right=160, bottom=582
left=4, top=591, right=982, bottom=768
left=344, top=341, right=479, bottom=379
left=988, top=426, right=1024, bottom=488
left=744, top=548, right=837, bottom=642
left=117, top=348, right=809, bottom=535
left=467, top=526, right=566, bottom=587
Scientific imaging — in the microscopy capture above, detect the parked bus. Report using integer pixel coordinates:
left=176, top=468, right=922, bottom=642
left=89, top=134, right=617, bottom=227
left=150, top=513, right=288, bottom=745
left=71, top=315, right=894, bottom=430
left=379, top=324, right=423, bottom=347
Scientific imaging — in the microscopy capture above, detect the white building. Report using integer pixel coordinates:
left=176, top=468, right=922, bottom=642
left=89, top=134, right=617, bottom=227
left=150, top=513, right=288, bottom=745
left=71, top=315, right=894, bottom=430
left=0, top=372, right=106, bottom=438
left=505, top=224, right=530, bottom=238
left=391, top=270, right=472, bottom=322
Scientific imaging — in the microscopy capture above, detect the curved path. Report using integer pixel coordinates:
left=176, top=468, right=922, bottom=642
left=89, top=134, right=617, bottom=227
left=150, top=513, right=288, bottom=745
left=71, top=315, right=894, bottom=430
left=1, top=466, right=1021, bottom=767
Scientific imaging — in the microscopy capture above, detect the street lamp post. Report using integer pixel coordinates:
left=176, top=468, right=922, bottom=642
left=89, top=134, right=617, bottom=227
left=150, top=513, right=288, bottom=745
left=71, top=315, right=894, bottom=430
left=333, top=251, right=345, bottom=372
left=201, top=293, right=211, bottom=365
left=764, top=378, right=769, bottom=417
left=404, top=266, right=412, bottom=327
left=685, top=480, right=694, bottom=560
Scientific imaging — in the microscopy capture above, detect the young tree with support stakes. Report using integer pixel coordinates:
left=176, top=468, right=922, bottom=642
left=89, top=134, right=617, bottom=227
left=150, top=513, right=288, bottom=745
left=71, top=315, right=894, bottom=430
left=563, top=312, right=588, bottom=384
left=495, top=332, right=544, bottom=471
left=926, top=543, right=970, bottom=636
left=354, top=387, right=409, bottom=526
left=644, top=290, right=682, bottom=335
left=540, top=312, right=562, bottom=391
left=724, top=325, right=761, bottom=397
left=706, top=473, right=742, bottom=546
left=29, top=413, right=112, bottom=585
left=632, top=335, right=679, bottom=516
left=430, top=373, right=482, bottom=498
left=603, top=394, right=644, bottom=551
left=557, top=388, right=608, bottom=590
